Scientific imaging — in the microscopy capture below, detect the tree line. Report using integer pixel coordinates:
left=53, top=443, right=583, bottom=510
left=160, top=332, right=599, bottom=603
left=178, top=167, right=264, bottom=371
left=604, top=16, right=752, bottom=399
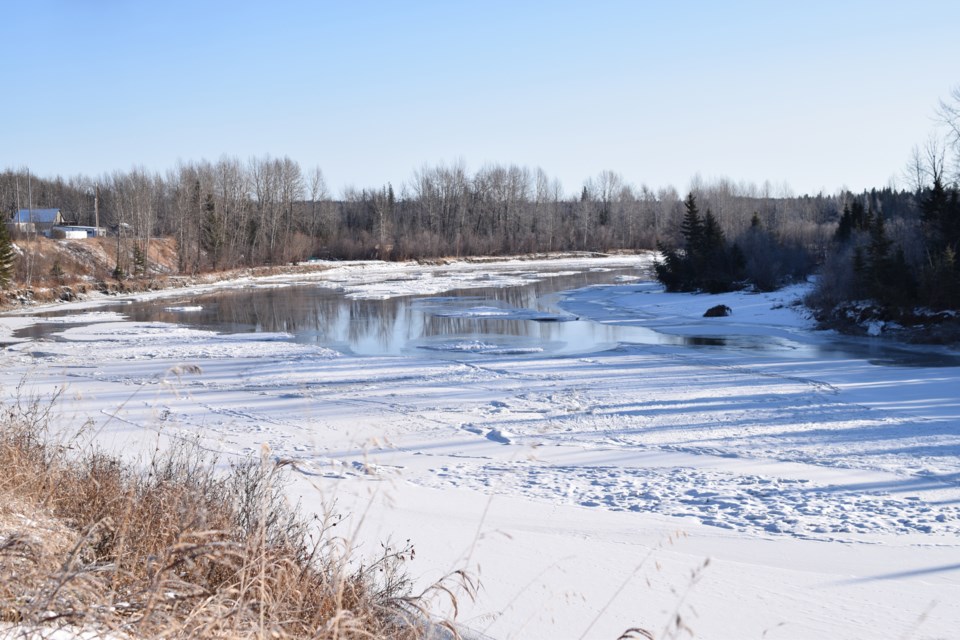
left=808, top=173, right=960, bottom=317
left=652, top=88, right=960, bottom=319
left=7, top=150, right=958, bottom=320
left=807, top=87, right=960, bottom=319
left=1, top=159, right=848, bottom=279
left=654, top=192, right=813, bottom=294
left=6, top=85, right=959, bottom=318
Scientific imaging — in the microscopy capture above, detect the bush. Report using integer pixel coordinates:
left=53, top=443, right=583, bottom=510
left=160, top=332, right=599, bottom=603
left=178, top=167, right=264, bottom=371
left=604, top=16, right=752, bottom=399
left=736, top=224, right=811, bottom=292
left=0, top=395, right=462, bottom=639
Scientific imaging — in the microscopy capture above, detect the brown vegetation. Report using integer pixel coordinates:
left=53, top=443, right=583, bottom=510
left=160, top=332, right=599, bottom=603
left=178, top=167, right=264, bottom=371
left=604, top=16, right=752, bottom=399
left=1, top=162, right=838, bottom=278
left=0, top=236, right=347, bottom=310
left=0, top=395, right=459, bottom=639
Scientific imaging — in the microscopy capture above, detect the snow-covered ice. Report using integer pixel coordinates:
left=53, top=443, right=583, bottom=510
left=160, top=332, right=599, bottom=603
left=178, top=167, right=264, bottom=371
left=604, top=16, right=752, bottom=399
left=1, top=254, right=958, bottom=639
left=163, top=304, right=204, bottom=312
left=415, top=296, right=576, bottom=322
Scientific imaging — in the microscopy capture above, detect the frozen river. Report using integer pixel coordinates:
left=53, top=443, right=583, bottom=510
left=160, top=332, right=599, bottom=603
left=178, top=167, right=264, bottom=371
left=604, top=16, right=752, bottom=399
left=17, top=260, right=960, bottom=367
left=2, top=253, right=959, bottom=639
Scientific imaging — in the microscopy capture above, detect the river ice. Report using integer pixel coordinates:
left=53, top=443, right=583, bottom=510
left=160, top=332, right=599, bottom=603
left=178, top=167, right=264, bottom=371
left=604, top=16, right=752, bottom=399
left=1, top=254, right=958, bottom=639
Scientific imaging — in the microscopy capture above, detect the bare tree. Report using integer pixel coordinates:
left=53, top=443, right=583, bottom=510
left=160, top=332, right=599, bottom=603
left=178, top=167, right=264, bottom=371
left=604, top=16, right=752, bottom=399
left=308, top=166, right=330, bottom=239
left=938, top=85, right=960, bottom=164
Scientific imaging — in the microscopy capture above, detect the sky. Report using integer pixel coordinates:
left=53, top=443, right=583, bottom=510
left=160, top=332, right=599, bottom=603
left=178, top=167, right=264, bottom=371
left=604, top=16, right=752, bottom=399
left=3, top=0, right=959, bottom=197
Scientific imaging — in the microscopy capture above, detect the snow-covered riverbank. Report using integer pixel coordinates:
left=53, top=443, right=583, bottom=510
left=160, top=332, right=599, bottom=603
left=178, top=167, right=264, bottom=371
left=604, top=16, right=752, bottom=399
left=2, top=254, right=958, bottom=639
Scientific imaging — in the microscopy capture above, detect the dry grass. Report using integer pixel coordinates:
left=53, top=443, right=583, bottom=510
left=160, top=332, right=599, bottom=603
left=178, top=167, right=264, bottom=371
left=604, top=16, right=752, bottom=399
left=0, top=397, right=461, bottom=640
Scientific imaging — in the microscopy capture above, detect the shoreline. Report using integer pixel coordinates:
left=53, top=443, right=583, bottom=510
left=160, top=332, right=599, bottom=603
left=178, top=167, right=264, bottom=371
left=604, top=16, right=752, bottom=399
left=4, top=249, right=959, bottom=350
left=0, top=254, right=958, bottom=638
left=0, top=250, right=647, bottom=312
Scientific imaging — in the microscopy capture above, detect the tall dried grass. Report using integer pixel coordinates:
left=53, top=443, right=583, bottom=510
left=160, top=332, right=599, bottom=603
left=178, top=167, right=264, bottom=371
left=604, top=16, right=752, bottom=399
left=0, top=396, right=457, bottom=639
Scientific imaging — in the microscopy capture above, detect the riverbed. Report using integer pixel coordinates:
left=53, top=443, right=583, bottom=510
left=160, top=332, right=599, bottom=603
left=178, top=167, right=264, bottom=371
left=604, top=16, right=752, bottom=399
left=1, top=254, right=958, bottom=639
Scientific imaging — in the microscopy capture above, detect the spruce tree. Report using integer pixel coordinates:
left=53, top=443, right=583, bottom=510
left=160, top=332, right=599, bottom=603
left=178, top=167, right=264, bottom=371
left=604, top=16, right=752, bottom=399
left=200, top=193, right=225, bottom=269
left=133, top=245, right=147, bottom=276
left=835, top=204, right=853, bottom=243
left=921, top=176, right=960, bottom=257
left=654, top=193, right=704, bottom=292
left=654, top=246, right=685, bottom=291
left=700, top=210, right=725, bottom=255
left=921, top=176, right=949, bottom=246
left=655, top=194, right=746, bottom=293
left=866, top=212, right=892, bottom=274
left=865, top=213, right=895, bottom=305
left=680, top=193, right=703, bottom=252
left=0, top=222, right=16, bottom=289
left=918, top=176, right=960, bottom=309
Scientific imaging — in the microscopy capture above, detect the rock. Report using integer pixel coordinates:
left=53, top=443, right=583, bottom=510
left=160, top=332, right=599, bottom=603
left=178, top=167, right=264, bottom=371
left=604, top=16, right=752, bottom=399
left=704, top=304, right=732, bottom=318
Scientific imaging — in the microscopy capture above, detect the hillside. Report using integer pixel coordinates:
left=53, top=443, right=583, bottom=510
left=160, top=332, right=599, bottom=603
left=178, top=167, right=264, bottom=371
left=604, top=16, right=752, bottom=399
left=0, top=237, right=344, bottom=309
left=1, top=236, right=178, bottom=304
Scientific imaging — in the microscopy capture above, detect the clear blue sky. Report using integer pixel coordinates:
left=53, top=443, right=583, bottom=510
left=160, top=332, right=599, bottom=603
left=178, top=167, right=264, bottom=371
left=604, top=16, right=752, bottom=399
left=4, top=0, right=959, bottom=196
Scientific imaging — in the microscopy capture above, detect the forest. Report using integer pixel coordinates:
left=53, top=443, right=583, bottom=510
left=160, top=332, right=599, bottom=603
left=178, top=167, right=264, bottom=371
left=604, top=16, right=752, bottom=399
left=2, top=90, right=959, bottom=322
left=0, top=160, right=840, bottom=272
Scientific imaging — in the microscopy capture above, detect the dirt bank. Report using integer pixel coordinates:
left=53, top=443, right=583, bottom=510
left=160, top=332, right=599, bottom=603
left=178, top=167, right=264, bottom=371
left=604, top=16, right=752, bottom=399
left=0, top=236, right=341, bottom=310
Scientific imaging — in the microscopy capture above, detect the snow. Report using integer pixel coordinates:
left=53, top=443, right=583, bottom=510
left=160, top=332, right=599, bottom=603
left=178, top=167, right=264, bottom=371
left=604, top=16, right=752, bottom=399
left=415, top=297, right=576, bottom=322
left=163, top=304, right=204, bottom=312
left=417, top=340, right=545, bottom=356
left=561, top=280, right=816, bottom=336
left=1, top=254, right=959, bottom=639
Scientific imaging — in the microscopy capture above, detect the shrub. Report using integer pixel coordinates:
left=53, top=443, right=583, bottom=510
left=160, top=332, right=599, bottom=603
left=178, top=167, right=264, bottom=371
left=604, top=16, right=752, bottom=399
left=0, top=396, right=458, bottom=639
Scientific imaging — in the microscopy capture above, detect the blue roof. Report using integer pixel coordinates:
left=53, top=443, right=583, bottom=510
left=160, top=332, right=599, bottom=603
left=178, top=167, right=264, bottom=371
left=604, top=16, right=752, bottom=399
left=13, top=208, right=61, bottom=223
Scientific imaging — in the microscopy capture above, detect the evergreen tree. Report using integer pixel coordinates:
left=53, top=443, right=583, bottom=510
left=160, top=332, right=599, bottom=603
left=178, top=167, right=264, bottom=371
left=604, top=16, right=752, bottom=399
left=916, top=177, right=960, bottom=309
left=921, top=176, right=949, bottom=242
left=654, top=194, right=748, bottom=293
left=133, top=245, right=147, bottom=276
left=653, top=246, right=686, bottom=291
left=835, top=204, right=853, bottom=243
left=864, top=213, right=895, bottom=305
left=698, top=209, right=734, bottom=292
left=654, top=193, right=705, bottom=292
left=836, top=200, right=871, bottom=244
left=680, top=193, right=702, bottom=251
left=866, top=212, right=892, bottom=274
left=50, top=259, right=65, bottom=283
left=699, top=210, right=725, bottom=255
left=921, top=176, right=960, bottom=257
left=200, top=193, right=225, bottom=269
left=0, top=223, right=16, bottom=289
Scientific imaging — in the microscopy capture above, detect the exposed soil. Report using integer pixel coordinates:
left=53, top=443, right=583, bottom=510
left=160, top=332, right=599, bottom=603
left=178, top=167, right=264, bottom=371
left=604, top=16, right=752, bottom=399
left=0, top=236, right=340, bottom=311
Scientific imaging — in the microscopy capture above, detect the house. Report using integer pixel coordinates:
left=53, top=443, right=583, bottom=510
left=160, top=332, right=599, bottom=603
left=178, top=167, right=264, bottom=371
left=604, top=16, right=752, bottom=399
left=10, top=208, right=66, bottom=236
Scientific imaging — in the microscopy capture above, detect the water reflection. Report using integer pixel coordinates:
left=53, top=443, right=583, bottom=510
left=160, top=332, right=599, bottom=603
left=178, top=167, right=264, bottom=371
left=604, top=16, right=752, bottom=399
left=78, top=269, right=652, bottom=357
left=16, top=267, right=960, bottom=367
